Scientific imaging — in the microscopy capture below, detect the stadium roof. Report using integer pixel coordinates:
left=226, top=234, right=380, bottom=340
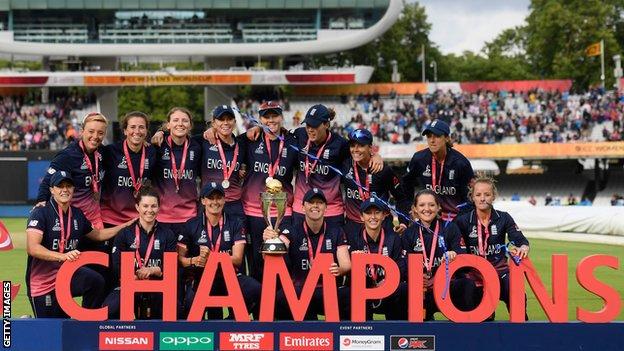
left=0, top=0, right=389, bottom=11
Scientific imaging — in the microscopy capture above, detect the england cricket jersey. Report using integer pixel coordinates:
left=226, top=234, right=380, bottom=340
left=200, top=135, right=245, bottom=203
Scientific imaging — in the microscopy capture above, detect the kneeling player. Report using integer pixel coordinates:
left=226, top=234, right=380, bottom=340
left=178, top=182, right=261, bottom=319
left=349, top=197, right=406, bottom=320
left=103, top=185, right=178, bottom=319
left=26, top=171, right=128, bottom=318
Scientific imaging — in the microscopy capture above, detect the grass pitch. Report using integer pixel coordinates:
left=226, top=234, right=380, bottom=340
left=1, top=217, right=622, bottom=320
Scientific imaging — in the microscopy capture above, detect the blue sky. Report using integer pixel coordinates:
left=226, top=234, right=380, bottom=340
left=415, top=0, right=530, bottom=55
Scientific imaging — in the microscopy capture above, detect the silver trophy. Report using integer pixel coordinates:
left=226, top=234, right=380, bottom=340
left=260, top=178, right=288, bottom=254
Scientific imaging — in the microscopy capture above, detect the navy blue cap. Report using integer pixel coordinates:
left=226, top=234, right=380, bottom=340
left=50, top=171, right=74, bottom=187
left=258, top=101, right=283, bottom=117
left=212, top=105, right=236, bottom=120
left=200, top=182, right=225, bottom=198
left=303, top=187, right=327, bottom=204
left=422, top=119, right=450, bottom=136
left=302, top=104, right=331, bottom=128
left=348, top=129, right=373, bottom=145
left=360, top=197, right=387, bottom=213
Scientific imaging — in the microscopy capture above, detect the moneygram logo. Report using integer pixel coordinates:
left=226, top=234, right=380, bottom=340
left=159, top=332, right=214, bottom=350
left=219, top=332, right=273, bottom=350
left=340, top=335, right=385, bottom=350
left=279, top=332, right=333, bottom=351
left=98, top=332, right=154, bottom=351
left=390, top=335, right=435, bottom=351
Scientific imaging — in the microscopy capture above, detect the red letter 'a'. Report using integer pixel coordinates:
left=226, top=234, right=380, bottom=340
left=510, top=255, right=568, bottom=322
left=576, top=255, right=621, bottom=322
left=119, top=251, right=178, bottom=321
left=259, top=253, right=338, bottom=321
left=56, top=251, right=108, bottom=321
left=351, top=253, right=400, bottom=322
left=187, top=252, right=249, bottom=321
left=434, top=254, right=499, bottom=322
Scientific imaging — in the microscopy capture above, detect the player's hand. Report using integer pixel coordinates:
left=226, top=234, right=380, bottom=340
left=512, top=245, right=530, bottom=259
left=32, top=201, right=46, bottom=211
left=369, top=153, right=384, bottom=173
left=350, top=250, right=365, bottom=255
left=329, top=262, right=340, bottom=276
left=238, top=164, right=247, bottom=179
left=394, top=223, right=407, bottom=235
left=151, top=130, right=164, bottom=146
left=63, top=250, right=81, bottom=262
left=246, top=126, right=261, bottom=141
left=262, top=227, right=279, bottom=241
left=203, top=128, right=217, bottom=144
left=135, top=267, right=151, bottom=280
left=446, top=250, right=457, bottom=261
left=149, top=266, right=162, bottom=277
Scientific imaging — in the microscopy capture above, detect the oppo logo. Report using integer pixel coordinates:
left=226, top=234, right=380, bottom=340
left=159, top=332, right=214, bottom=350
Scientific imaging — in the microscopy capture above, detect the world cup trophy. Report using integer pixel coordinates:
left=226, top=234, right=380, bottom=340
left=260, top=178, right=288, bottom=254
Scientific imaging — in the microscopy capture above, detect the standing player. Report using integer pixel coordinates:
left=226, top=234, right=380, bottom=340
left=449, top=175, right=530, bottom=318
left=104, top=185, right=178, bottom=319
left=199, top=105, right=246, bottom=222
left=342, top=128, right=411, bottom=242
left=402, top=119, right=474, bottom=221
left=178, top=182, right=261, bottom=319
left=270, top=188, right=351, bottom=320
left=349, top=198, right=406, bottom=320
left=100, top=111, right=157, bottom=228
left=401, top=189, right=475, bottom=320
left=26, top=171, right=129, bottom=318
left=152, top=107, right=202, bottom=239
left=36, top=112, right=108, bottom=229
left=238, top=101, right=298, bottom=281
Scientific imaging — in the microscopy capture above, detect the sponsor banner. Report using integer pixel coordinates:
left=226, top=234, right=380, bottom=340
left=159, top=332, right=214, bottom=350
left=0, top=76, right=48, bottom=86
left=84, top=74, right=251, bottom=86
left=378, top=142, right=624, bottom=161
left=340, top=335, right=385, bottom=350
left=459, top=79, right=572, bottom=93
left=279, top=332, right=333, bottom=351
left=219, top=332, right=273, bottom=350
left=293, top=83, right=428, bottom=96
left=390, top=335, right=435, bottom=351
left=98, top=331, right=154, bottom=351
left=285, top=73, right=355, bottom=84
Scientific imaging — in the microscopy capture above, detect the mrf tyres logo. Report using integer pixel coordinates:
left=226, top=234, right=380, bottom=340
left=159, top=332, right=214, bottom=350
left=279, top=332, right=333, bottom=351
left=219, top=332, right=273, bottom=350
left=390, top=335, right=435, bottom=351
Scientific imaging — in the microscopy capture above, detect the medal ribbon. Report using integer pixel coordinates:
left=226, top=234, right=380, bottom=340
left=362, top=228, right=385, bottom=283
left=418, top=221, right=439, bottom=274
left=204, top=215, right=224, bottom=253
left=264, top=133, right=284, bottom=178
left=431, top=156, right=445, bottom=190
left=477, top=216, right=491, bottom=257
left=216, top=138, right=239, bottom=183
left=79, top=140, right=100, bottom=194
left=57, top=202, right=72, bottom=254
left=304, top=133, right=332, bottom=182
left=353, top=161, right=370, bottom=201
left=123, top=140, right=146, bottom=195
left=167, top=136, right=188, bottom=192
left=303, top=222, right=326, bottom=267
left=135, top=224, right=156, bottom=269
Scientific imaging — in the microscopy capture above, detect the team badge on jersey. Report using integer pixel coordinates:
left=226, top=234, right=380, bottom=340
left=154, top=239, right=160, bottom=250
left=299, top=238, right=308, bottom=251
left=414, top=238, right=423, bottom=252
left=325, top=239, right=332, bottom=250
left=449, top=169, right=455, bottom=180
left=254, top=143, right=265, bottom=155
left=491, top=225, right=498, bottom=236
left=52, top=219, right=60, bottom=231
left=80, top=159, right=88, bottom=170
left=144, top=158, right=149, bottom=170
left=469, top=226, right=477, bottom=238
left=198, top=230, right=207, bottom=244
left=189, top=150, right=195, bottom=161
left=117, top=157, right=128, bottom=169
left=323, top=149, right=330, bottom=159
left=162, top=148, right=170, bottom=161
left=73, top=219, right=78, bottom=230
left=423, top=165, right=431, bottom=177
left=282, top=148, right=288, bottom=158
left=382, top=246, right=388, bottom=256
left=224, top=230, right=230, bottom=242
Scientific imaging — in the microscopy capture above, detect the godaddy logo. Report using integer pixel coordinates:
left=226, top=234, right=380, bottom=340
left=159, top=332, right=214, bottom=350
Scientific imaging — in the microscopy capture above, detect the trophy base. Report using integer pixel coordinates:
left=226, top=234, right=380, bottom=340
left=261, top=240, right=288, bottom=255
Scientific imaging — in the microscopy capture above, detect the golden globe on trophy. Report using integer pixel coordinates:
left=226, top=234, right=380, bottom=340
left=260, top=178, right=288, bottom=254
